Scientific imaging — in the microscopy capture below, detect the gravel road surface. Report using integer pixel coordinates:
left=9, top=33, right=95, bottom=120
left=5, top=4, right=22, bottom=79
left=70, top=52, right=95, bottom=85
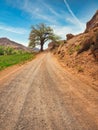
left=0, top=52, right=98, bottom=130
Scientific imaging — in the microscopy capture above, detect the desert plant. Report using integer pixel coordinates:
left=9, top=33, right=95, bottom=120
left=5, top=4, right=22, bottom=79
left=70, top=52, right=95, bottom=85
left=68, top=48, right=74, bottom=55
left=75, top=45, right=81, bottom=51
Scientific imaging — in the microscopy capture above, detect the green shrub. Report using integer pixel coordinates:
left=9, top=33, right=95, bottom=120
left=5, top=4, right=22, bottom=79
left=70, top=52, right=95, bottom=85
left=4, top=47, right=14, bottom=55
left=75, top=45, right=81, bottom=51
left=0, top=46, right=5, bottom=55
left=0, top=46, right=29, bottom=55
left=68, top=48, right=74, bottom=55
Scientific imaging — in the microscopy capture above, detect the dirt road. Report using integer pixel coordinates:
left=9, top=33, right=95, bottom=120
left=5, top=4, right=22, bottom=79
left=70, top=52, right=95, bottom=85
left=0, top=52, right=98, bottom=130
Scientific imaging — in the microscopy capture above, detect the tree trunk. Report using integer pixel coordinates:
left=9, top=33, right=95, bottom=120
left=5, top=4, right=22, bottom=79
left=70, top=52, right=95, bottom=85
left=40, top=44, right=43, bottom=51
left=40, top=40, right=44, bottom=51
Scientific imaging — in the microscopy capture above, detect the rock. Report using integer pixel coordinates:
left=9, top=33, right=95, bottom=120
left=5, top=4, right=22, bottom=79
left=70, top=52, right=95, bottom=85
left=48, top=42, right=58, bottom=50
left=77, top=37, right=93, bottom=54
left=91, top=31, right=98, bottom=60
left=92, top=49, right=98, bottom=61
left=85, top=10, right=98, bottom=32
left=66, top=34, right=74, bottom=40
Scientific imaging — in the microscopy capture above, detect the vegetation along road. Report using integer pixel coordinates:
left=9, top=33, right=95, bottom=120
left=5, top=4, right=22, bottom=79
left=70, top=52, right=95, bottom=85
left=0, top=52, right=98, bottom=130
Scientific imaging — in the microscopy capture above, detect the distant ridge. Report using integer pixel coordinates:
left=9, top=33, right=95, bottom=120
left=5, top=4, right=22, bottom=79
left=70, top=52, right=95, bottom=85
left=0, top=37, right=30, bottom=51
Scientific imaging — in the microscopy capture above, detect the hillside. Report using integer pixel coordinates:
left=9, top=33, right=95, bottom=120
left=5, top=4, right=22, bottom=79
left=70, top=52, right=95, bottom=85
left=0, top=37, right=30, bottom=51
left=52, top=10, right=98, bottom=87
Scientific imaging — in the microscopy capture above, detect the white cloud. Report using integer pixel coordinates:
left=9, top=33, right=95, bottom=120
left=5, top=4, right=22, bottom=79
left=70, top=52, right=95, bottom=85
left=6, top=0, right=62, bottom=25
left=21, top=0, right=85, bottom=31
left=51, top=25, right=84, bottom=39
left=63, top=0, right=85, bottom=30
left=0, top=23, right=27, bottom=34
left=22, top=1, right=60, bottom=24
left=6, top=0, right=85, bottom=27
left=43, top=3, right=61, bottom=17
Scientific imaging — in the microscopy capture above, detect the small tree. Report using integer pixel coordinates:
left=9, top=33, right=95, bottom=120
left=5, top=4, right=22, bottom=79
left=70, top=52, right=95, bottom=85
left=29, top=23, right=60, bottom=51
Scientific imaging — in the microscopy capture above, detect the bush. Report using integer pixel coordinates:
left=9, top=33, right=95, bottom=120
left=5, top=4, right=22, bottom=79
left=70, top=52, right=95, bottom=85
left=0, top=46, right=28, bottom=55
left=68, top=48, right=74, bottom=55
left=75, top=45, right=81, bottom=51
left=0, top=46, right=5, bottom=55
left=4, top=47, right=14, bottom=55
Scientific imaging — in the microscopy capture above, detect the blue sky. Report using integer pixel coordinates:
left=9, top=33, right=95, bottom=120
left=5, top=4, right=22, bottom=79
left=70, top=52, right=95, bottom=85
left=0, top=0, right=98, bottom=47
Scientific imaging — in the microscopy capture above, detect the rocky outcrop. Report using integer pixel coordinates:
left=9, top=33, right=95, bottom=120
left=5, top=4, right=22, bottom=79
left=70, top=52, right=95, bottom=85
left=66, top=33, right=74, bottom=40
left=48, top=41, right=59, bottom=50
left=85, top=10, right=98, bottom=32
left=91, top=31, right=98, bottom=60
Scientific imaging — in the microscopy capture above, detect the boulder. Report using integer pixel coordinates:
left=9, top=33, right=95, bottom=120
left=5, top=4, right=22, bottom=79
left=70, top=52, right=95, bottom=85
left=48, top=42, right=58, bottom=50
left=66, top=34, right=74, bottom=40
